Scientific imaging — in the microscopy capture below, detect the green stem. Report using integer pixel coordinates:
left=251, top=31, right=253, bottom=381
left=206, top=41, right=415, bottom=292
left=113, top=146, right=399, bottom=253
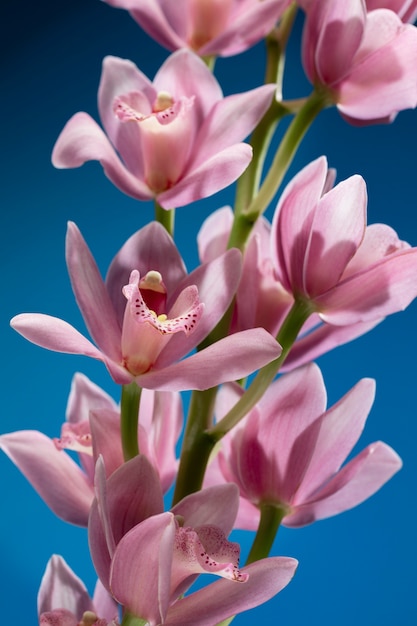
left=243, top=89, right=329, bottom=222
left=209, top=298, right=313, bottom=440
left=120, top=382, right=142, bottom=461
left=154, top=201, right=175, bottom=237
left=246, top=503, right=287, bottom=564
left=230, top=5, right=298, bottom=251
left=121, top=613, right=148, bottom=626
left=172, top=386, right=219, bottom=505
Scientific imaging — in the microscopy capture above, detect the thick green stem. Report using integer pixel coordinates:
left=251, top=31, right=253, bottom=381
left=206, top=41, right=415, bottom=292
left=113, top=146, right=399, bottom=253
left=209, top=299, right=313, bottom=440
left=243, top=89, right=328, bottom=222
left=154, top=201, right=175, bottom=237
left=172, top=386, right=218, bottom=505
left=120, top=382, right=142, bottom=461
left=230, top=5, right=298, bottom=251
left=246, top=503, right=287, bottom=564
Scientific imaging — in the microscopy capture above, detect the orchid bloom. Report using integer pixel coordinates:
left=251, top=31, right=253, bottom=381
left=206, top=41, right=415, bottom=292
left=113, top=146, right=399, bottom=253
left=0, top=372, right=182, bottom=526
left=209, top=363, right=402, bottom=529
left=270, top=156, right=417, bottom=329
left=365, top=0, right=417, bottom=22
left=88, top=455, right=297, bottom=625
left=11, top=221, right=281, bottom=391
left=100, top=0, right=291, bottom=58
left=38, top=555, right=119, bottom=626
left=197, top=205, right=384, bottom=370
left=301, top=0, right=417, bottom=122
left=52, top=49, right=275, bottom=207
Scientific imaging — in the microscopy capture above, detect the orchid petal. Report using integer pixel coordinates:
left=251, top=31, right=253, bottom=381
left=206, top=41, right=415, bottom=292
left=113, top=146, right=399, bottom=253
left=316, top=248, right=417, bottom=324
left=293, top=378, right=376, bottom=503
left=66, top=221, right=122, bottom=361
left=284, top=442, right=402, bottom=526
left=37, top=555, right=94, bottom=617
left=136, top=328, right=281, bottom=391
left=337, top=11, right=417, bottom=120
left=157, top=248, right=242, bottom=365
left=105, top=222, right=187, bottom=325
left=191, top=84, right=275, bottom=168
left=163, top=557, right=298, bottom=626
left=89, top=455, right=164, bottom=587
left=197, top=206, right=234, bottom=263
left=10, top=313, right=103, bottom=360
left=98, top=55, right=155, bottom=158
left=172, top=484, right=239, bottom=534
left=109, top=512, right=175, bottom=626
left=66, top=372, right=118, bottom=425
left=271, top=156, right=328, bottom=293
left=0, top=431, right=93, bottom=526
left=52, top=112, right=153, bottom=201
left=157, top=143, right=252, bottom=208
left=89, top=409, right=124, bottom=478
left=304, top=175, right=367, bottom=297
left=153, top=49, right=223, bottom=118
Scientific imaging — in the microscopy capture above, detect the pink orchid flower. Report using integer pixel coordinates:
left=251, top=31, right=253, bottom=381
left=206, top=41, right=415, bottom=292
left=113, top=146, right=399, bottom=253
left=11, top=221, right=281, bottom=390
left=301, top=0, right=417, bottom=122
left=0, top=372, right=182, bottom=526
left=38, top=555, right=119, bottom=626
left=271, top=156, right=417, bottom=328
left=210, top=363, right=402, bottom=529
left=89, top=455, right=297, bottom=625
left=52, top=49, right=275, bottom=208
left=197, top=205, right=383, bottom=370
left=365, top=0, right=417, bottom=22
left=101, top=0, right=291, bottom=58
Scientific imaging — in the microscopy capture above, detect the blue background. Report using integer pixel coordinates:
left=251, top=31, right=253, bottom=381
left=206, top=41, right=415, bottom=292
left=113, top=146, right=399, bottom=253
left=1, top=2, right=417, bottom=624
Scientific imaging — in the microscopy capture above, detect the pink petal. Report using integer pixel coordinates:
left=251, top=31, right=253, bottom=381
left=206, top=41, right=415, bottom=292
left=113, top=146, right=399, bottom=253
left=52, top=112, right=153, bottom=201
left=105, top=221, right=187, bottom=325
left=66, top=221, right=122, bottom=362
left=89, top=409, right=124, bottom=478
left=316, top=248, right=417, bottom=324
left=37, top=555, right=94, bottom=617
left=282, top=317, right=383, bottom=370
left=284, top=442, right=402, bottom=526
left=316, top=0, right=366, bottom=84
left=136, top=328, right=281, bottom=391
left=10, top=313, right=104, bottom=360
left=89, top=455, right=164, bottom=587
left=232, top=364, right=327, bottom=503
left=172, top=484, right=239, bottom=534
left=198, top=0, right=291, bottom=57
left=157, top=248, right=242, bottom=365
left=197, top=206, right=234, bottom=264
left=271, top=156, right=328, bottom=293
left=98, top=55, right=155, bottom=159
left=191, top=85, right=276, bottom=169
left=109, top=512, right=175, bottom=624
left=109, top=0, right=187, bottom=51
left=337, top=10, right=417, bottom=119
left=153, top=49, right=223, bottom=118
left=304, top=175, right=367, bottom=297
left=66, top=372, right=118, bottom=425
left=164, top=557, right=298, bottom=626
left=0, top=431, right=93, bottom=526
left=157, top=143, right=252, bottom=208
left=293, top=378, right=376, bottom=504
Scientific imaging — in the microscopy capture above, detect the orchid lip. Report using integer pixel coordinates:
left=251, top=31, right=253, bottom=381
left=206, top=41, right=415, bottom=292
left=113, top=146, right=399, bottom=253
left=121, top=270, right=204, bottom=376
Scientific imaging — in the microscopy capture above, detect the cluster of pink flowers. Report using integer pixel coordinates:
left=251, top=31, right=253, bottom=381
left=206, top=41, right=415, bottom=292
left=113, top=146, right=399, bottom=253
left=3, top=1, right=417, bottom=624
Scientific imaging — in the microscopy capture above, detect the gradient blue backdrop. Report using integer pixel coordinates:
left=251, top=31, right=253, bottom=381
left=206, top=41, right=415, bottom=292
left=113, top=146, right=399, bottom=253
left=1, top=2, right=417, bottom=624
